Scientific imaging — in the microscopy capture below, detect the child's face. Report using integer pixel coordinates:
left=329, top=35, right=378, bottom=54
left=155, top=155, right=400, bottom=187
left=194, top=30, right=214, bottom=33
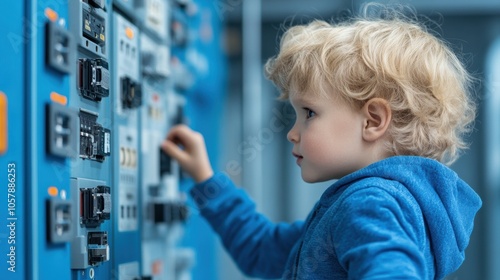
left=288, top=93, right=367, bottom=182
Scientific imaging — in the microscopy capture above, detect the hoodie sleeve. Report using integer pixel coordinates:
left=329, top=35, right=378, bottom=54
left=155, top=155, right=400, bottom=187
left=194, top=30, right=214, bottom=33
left=189, top=172, right=304, bottom=278
left=331, top=182, right=428, bottom=279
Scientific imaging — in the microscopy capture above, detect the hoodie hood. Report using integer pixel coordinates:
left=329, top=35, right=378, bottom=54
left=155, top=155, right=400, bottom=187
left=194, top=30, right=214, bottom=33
left=319, top=156, right=482, bottom=278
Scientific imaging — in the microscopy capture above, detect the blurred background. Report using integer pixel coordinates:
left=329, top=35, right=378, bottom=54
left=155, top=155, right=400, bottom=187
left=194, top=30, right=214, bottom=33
left=197, top=0, right=500, bottom=279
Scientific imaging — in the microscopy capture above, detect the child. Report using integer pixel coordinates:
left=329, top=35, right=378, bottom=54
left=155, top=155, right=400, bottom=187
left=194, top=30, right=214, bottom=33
left=162, top=7, right=482, bottom=279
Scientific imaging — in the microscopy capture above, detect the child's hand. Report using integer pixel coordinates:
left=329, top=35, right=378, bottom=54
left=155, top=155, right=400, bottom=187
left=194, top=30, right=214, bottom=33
left=161, top=124, right=214, bottom=183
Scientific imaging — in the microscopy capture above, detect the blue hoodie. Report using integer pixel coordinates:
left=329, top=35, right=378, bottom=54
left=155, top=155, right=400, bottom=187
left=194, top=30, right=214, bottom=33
left=189, top=156, right=482, bottom=279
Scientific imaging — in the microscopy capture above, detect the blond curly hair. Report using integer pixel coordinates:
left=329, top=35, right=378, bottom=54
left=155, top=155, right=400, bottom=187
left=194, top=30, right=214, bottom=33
left=264, top=10, right=476, bottom=165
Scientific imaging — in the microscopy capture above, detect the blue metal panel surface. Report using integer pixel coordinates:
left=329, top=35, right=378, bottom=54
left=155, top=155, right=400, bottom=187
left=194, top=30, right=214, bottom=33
left=111, top=12, right=142, bottom=280
left=0, top=1, right=227, bottom=279
left=0, top=1, right=26, bottom=279
left=27, top=1, right=74, bottom=279
left=67, top=0, right=113, bottom=279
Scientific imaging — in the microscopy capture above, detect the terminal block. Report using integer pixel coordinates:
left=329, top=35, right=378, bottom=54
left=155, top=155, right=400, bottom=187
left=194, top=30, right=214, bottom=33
left=87, top=231, right=109, bottom=266
left=79, top=109, right=111, bottom=162
left=78, top=58, right=110, bottom=102
left=80, top=186, right=111, bottom=227
left=121, top=76, right=142, bottom=109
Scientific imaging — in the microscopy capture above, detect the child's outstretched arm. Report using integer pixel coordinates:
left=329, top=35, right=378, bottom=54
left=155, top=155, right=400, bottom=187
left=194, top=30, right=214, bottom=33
left=161, top=124, right=214, bottom=183
left=161, top=125, right=304, bottom=278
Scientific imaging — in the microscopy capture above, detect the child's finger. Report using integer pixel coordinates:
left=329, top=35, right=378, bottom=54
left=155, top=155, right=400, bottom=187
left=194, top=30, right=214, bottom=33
left=161, top=140, right=189, bottom=164
left=167, top=125, right=196, bottom=147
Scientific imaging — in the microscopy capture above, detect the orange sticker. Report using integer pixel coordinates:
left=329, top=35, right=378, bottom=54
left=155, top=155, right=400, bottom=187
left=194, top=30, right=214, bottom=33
left=0, top=92, right=7, bottom=154
left=125, top=27, right=134, bottom=40
left=50, top=91, right=68, bottom=106
left=45, top=8, right=59, bottom=22
left=48, top=186, right=59, bottom=197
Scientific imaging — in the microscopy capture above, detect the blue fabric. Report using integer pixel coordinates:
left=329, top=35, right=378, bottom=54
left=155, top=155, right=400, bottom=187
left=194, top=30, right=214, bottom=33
left=190, top=156, right=482, bottom=279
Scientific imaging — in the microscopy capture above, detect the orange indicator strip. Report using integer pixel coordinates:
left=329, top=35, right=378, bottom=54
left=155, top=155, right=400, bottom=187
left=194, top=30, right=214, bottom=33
left=0, top=92, right=7, bottom=154
left=45, top=8, right=59, bottom=22
left=50, top=92, right=68, bottom=106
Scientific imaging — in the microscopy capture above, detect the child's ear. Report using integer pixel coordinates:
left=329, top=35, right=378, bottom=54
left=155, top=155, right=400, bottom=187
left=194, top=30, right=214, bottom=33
left=361, top=98, right=392, bottom=142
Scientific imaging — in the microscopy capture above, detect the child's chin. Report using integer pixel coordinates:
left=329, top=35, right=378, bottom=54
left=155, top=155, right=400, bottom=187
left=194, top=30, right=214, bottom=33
left=302, top=171, right=338, bottom=183
left=301, top=173, right=320, bottom=183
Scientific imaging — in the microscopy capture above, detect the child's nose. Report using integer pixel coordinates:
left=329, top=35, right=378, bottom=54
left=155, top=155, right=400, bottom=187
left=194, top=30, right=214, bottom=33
left=287, top=124, right=299, bottom=143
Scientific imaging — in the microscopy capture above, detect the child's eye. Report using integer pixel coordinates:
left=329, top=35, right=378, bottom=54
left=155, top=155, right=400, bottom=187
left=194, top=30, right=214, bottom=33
left=305, top=108, right=316, bottom=119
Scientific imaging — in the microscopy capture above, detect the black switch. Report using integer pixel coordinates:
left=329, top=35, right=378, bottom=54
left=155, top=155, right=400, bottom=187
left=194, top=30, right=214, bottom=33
left=159, top=147, right=172, bottom=176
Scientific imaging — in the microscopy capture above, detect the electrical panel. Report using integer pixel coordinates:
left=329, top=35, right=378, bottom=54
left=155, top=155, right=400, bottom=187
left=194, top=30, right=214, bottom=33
left=0, top=0, right=223, bottom=279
